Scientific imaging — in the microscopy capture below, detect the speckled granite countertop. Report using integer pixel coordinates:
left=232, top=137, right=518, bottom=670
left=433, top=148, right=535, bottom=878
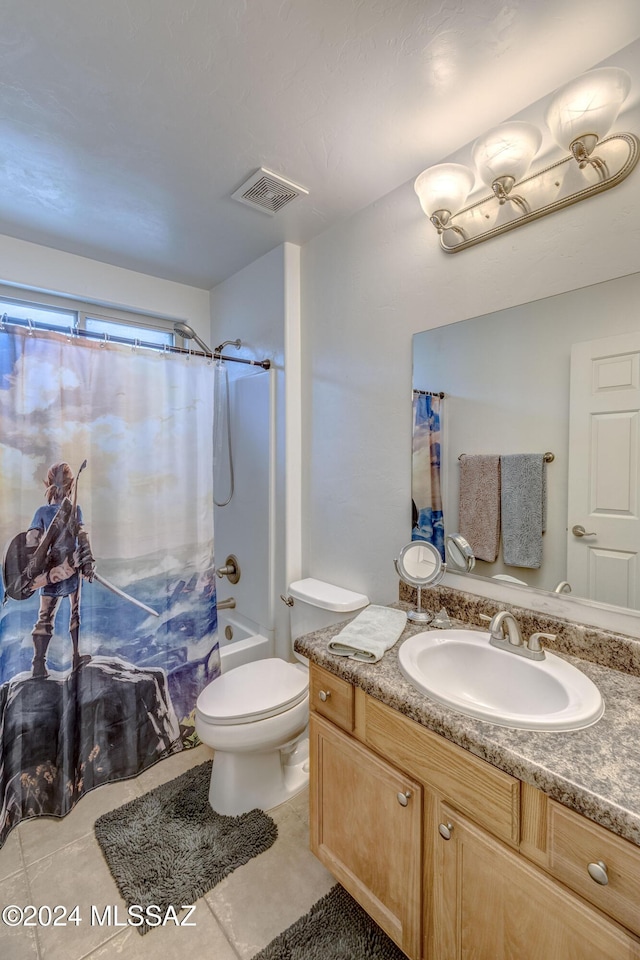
left=295, top=604, right=640, bottom=849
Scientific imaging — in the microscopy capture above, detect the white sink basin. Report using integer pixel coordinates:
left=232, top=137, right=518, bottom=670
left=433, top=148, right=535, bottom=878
left=398, top=629, right=604, bottom=731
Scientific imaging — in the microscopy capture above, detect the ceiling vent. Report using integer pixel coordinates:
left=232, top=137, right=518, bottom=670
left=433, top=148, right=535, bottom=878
left=231, top=167, right=309, bottom=215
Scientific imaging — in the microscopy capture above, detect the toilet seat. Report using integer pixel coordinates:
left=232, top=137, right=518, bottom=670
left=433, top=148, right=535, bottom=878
left=196, top=658, right=308, bottom=725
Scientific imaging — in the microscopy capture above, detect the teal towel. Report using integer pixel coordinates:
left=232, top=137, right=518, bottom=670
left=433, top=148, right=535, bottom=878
left=327, top=606, right=407, bottom=663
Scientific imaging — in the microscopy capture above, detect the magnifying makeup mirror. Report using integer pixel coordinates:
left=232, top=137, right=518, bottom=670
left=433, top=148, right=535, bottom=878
left=394, top=542, right=445, bottom=623
left=445, top=533, right=476, bottom=573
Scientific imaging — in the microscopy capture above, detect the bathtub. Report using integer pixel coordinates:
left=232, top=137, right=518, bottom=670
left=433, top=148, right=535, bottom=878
left=217, top=611, right=273, bottom=674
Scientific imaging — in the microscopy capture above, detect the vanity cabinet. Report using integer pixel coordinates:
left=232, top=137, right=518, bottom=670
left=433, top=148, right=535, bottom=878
left=434, top=799, right=639, bottom=959
left=310, top=713, right=423, bottom=958
left=545, top=799, right=640, bottom=938
left=308, top=662, right=640, bottom=960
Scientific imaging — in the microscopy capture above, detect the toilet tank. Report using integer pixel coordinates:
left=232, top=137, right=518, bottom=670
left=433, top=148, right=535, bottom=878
left=287, top=578, right=369, bottom=640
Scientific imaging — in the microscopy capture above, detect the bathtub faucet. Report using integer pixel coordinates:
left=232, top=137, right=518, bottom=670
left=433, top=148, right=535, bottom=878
left=217, top=597, right=236, bottom=610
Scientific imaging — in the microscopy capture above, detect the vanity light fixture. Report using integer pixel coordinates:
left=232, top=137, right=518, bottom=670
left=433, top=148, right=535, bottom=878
left=415, top=68, right=639, bottom=252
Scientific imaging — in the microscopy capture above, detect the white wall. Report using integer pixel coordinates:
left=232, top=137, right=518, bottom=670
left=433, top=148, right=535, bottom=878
left=0, top=234, right=210, bottom=335
left=300, top=101, right=640, bottom=620
left=210, top=242, right=301, bottom=661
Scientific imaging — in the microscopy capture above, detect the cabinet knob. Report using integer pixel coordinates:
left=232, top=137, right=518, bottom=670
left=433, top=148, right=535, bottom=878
left=318, top=690, right=331, bottom=702
left=397, top=790, right=411, bottom=806
left=587, top=860, right=609, bottom=885
left=438, top=822, right=454, bottom=840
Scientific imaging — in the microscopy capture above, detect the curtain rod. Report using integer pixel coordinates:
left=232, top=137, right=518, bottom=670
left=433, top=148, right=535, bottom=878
left=413, top=389, right=445, bottom=398
left=0, top=318, right=271, bottom=369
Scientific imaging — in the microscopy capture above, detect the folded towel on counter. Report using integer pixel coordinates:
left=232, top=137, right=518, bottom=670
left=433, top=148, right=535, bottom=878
left=327, top=606, right=407, bottom=663
left=458, top=455, right=501, bottom=562
left=500, top=453, right=547, bottom=568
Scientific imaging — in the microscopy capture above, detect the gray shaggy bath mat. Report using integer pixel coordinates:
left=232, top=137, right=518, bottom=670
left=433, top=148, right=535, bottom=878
left=95, top=759, right=277, bottom=935
left=251, top=884, right=407, bottom=960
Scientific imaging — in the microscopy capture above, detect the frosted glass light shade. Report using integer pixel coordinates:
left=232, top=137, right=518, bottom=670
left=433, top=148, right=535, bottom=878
left=414, top=163, right=475, bottom=217
left=471, top=122, right=542, bottom=186
left=545, top=67, right=631, bottom=150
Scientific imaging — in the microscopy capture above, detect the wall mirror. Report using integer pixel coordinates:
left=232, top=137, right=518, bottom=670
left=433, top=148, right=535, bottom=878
left=412, top=269, right=640, bottom=617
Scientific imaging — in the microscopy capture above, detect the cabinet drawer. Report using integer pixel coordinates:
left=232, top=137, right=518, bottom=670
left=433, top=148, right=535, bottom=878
left=310, top=664, right=354, bottom=732
left=548, top=800, right=640, bottom=937
left=364, top=695, right=520, bottom=846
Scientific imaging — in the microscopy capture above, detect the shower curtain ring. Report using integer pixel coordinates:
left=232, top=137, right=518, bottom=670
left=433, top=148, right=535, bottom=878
left=27, top=318, right=34, bottom=336
left=100, top=332, right=109, bottom=348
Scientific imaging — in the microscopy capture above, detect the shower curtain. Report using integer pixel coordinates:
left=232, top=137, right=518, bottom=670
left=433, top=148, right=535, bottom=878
left=411, top=391, right=445, bottom=559
left=0, top=326, right=220, bottom=848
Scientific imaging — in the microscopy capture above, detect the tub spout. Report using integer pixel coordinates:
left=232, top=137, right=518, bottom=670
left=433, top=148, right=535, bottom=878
left=217, top=597, right=236, bottom=610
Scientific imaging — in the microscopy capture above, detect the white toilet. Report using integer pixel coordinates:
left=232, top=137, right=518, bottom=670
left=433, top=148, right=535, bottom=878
left=195, top=578, right=369, bottom=814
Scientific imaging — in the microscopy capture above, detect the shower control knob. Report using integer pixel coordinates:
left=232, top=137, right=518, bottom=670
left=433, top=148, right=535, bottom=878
left=216, top=555, right=240, bottom=584
left=318, top=690, right=331, bottom=702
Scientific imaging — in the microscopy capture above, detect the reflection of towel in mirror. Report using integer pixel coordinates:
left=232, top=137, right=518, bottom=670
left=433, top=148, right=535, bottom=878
left=458, top=455, right=501, bottom=562
left=501, top=454, right=547, bottom=568
left=327, top=606, right=407, bottom=662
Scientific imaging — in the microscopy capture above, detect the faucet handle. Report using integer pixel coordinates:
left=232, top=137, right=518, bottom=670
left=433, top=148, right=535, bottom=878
left=528, top=632, right=555, bottom=653
left=478, top=613, right=492, bottom=623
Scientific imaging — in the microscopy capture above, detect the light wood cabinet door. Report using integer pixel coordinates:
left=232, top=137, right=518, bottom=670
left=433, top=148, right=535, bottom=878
left=310, top=713, right=423, bottom=959
left=433, top=800, right=640, bottom=960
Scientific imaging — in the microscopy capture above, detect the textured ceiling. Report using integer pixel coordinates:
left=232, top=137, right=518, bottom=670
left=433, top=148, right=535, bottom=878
left=1, top=0, right=639, bottom=288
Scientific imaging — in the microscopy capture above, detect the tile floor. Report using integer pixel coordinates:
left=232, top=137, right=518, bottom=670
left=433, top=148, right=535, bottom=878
left=0, top=745, right=336, bottom=960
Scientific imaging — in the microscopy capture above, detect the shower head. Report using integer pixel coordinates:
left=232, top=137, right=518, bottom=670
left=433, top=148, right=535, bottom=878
left=173, top=321, right=213, bottom=356
left=174, top=322, right=270, bottom=369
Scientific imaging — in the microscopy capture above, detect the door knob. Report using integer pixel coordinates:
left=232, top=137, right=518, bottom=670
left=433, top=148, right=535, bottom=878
left=572, top=525, right=597, bottom=538
left=397, top=790, right=411, bottom=806
left=438, top=822, right=454, bottom=840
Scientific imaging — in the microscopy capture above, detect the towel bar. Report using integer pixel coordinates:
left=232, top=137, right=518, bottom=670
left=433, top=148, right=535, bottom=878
left=458, top=451, right=554, bottom=462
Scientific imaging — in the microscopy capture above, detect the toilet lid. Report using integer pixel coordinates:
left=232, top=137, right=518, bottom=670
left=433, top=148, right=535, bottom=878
left=196, top=658, right=308, bottom=725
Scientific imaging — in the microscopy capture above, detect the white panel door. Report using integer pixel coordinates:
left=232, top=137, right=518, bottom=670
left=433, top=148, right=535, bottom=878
left=567, top=332, right=640, bottom=608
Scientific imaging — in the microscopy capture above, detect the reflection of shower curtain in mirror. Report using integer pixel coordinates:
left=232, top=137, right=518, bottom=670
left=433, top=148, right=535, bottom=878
left=411, top=392, right=444, bottom=559
left=0, top=327, right=220, bottom=849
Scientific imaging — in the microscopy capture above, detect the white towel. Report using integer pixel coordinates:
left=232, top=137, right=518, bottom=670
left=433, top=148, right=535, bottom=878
left=327, top=606, right=407, bottom=663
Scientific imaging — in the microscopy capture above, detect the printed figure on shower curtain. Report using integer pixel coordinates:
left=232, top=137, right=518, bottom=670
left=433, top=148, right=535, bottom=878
left=22, top=462, right=95, bottom=679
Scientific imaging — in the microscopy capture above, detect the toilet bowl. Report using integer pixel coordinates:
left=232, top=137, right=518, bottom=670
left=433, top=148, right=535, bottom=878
left=196, top=578, right=369, bottom=815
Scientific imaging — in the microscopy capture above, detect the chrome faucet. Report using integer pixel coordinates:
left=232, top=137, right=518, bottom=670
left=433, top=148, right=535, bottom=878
left=489, top=611, right=523, bottom=648
left=217, top=597, right=236, bottom=610
left=554, top=580, right=572, bottom=594
left=487, top=610, right=549, bottom=661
